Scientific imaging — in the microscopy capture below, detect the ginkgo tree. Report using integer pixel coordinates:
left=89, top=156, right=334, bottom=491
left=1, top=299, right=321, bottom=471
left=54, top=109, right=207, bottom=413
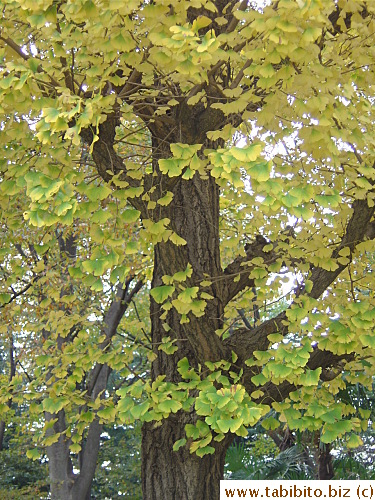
left=1, top=0, right=375, bottom=498
left=0, top=190, right=147, bottom=499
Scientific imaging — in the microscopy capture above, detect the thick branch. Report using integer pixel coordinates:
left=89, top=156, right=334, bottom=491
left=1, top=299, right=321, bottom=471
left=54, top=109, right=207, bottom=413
left=73, top=371, right=109, bottom=498
left=258, top=349, right=354, bottom=406
left=227, top=198, right=375, bottom=350
left=224, top=312, right=287, bottom=363
left=81, top=115, right=145, bottom=211
left=118, top=69, right=143, bottom=98
left=225, top=199, right=375, bottom=399
left=309, top=199, right=375, bottom=299
left=0, top=335, right=16, bottom=451
left=225, top=0, right=249, bottom=33
left=222, top=235, right=278, bottom=305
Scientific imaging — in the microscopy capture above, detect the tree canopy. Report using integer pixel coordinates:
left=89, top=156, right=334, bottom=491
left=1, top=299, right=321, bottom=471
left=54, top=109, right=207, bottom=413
left=1, top=0, right=375, bottom=498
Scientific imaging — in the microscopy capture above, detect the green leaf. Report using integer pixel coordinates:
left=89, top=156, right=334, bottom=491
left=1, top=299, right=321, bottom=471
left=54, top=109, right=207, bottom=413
left=321, top=420, right=352, bottom=443
left=346, top=433, right=363, bottom=449
left=178, top=287, right=199, bottom=302
left=262, top=417, right=280, bottom=430
left=117, top=396, right=134, bottom=413
left=177, top=357, right=190, bottom=375
left=248, top=161, right=271, bottom=182
left=170, top=143, right=202, bottom=159
left=158, top=400, right=182, bottom=413
left=0, top=293, right=11, bottom=305
left=251, top=372, right=268, bottom=386
left=125, top=241, right=139, bottom=254
left=42, top=396, right=69, bottom=414
left=158, top=191, right=174, bottom=206
left=173, top=438, right=187, bottom=451
left=26, top=449, right=40, bottom=461
left=230, top=144, right=262, bottom=162
left=80, top=411, right=95, bottom=423
left=271, top=363, right=293, bottom=378
left=159, top=158, right=186, bottom=177
left=130, top=401, right=150, bottom=419
left=169, top=232, right=187, bottom=246
left=185, top=424, right=200, bottom=439
left=196, top=445, right=215, bottom=457
left=150, top=285, right=175, bottom=303
left=97, top=406, right=116, bottom=421
left=302, top=27, right=321, bottom=42
left=121, top=209, right=141, bottom=223
left=172, top=264, right=193, bottom=282
left=299, top=368, right=321, bottom=387
left=85, top=184, right=112, bottom=201
left=216, top=418, right=232, bottom=433
left=70, top=443, right=82, bottom=454
left=360, top=334, right=375, bottom=349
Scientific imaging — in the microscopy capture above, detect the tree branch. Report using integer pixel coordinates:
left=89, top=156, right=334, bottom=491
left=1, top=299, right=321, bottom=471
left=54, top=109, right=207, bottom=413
left=222, top=235, right=278, bottom=305
left=86, top=279, right=144, bottom=396
left=309, top=199, right=375, bottom=299
left=81, top=115, right=145, bottom=212
left=225, top=0, right=250, bottom=34
left=258, top=349, right=354, bottom=406
left=225, top=198, right=375, bottom=400
left=0, top=36, right=60, bottom=87
left=77, top=279, right=144, bottom=492
left=118, top=69, right=143, bottom=98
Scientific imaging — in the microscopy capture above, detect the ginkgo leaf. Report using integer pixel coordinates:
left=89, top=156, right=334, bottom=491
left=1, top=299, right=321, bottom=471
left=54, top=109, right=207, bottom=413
left=299, top=368, right=321, bottom=387
left=130, top=401, right=150, bottom=419
left=3, top=0, right=375, bottom=481
left=159, top=158, right=185, bottom=177
left=43, top=397, right=69, bottom=413
left=97, top=406, right=117, bottom=421
left=121, top=209, right=141, bottom=223
left=173, top=438, right=187, bottom=451
left=150, top=285, right=175, bottom=303
left=346, top=434, right=363, bottom=449
left=230, top=144, right=262, bottom=162
left=321, top=421, right=352, bottom=443
left=158, top=400, right=182, bottom=413
left=26, top=449, right=40, bottom=461
left=158, top=191, right=174, bottom=206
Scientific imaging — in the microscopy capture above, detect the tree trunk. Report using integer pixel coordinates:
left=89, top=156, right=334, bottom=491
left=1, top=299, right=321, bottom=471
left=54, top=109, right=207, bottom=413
left=142, top=418, right=232, bottom=500
left=0, top=421, right=6, bottom=452
left=313, top=432, right=334, bottom=480
left=46, top=414, right=102, bottom=500
left=141, top=131, right=232, bottom=499
left=46, top=383, right=107, bottom=500
left=318, top=442, right=334, bottom=480
left=0, top=333, right=16, bottom=451
left=46, top=411, right=76, bottom=500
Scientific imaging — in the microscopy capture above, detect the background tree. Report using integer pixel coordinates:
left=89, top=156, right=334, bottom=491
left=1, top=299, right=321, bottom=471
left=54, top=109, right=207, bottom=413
left=2, top=0, right=375, bottom=499
left=0, top=146, right=147, bottom=498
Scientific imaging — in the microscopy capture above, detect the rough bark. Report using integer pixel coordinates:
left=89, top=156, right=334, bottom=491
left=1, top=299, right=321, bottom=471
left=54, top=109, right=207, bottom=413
left=3, top=0, right=374, bottom=498
left=46, top=411, right=75, bottom=500
left=139, top=128, right=234, bottom=499
left=141, top=151, right=373, bottom=497
left=142, top=417, right=232, bottom=500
